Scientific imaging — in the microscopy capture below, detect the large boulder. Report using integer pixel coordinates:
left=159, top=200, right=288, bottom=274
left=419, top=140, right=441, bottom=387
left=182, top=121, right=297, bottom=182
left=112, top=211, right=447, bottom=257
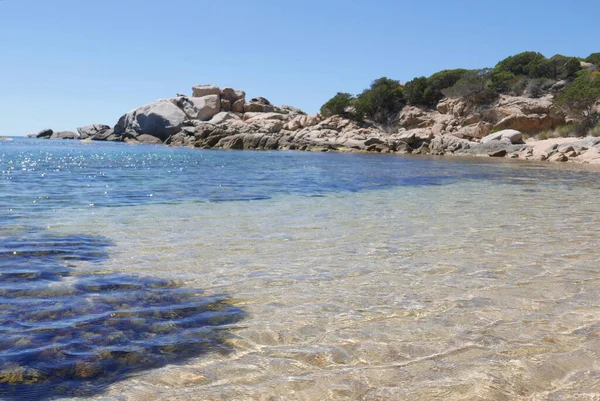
left=429, top=134, right=475, bottom=153
left=28, top=129, right=53, bottom=138
left=221, top=88, right=245, bottom=104
left=454, top=122, right=493, bottom=140
left=396, top=129, right=435, bottom=146
left=192, top=85, right=221, bottom=97
left=174, top=95, right=220, bottom=121
left=397, top=106, right=431, bottom=128
left=481, top=129, right=524, bottom=145
left=492, top=114, right=557, bottom=133
left=114, top=99, right=187, bottom=141
left=232, top=99, right=246, bottom=113
left=244, top=97, right=274, bottom=113
left=77, top=124, right=114, bottom=141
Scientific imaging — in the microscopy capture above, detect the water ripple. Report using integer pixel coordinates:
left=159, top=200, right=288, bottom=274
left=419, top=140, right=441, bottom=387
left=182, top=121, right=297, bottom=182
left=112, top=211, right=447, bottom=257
left=0, top=234, right=246, bottom=400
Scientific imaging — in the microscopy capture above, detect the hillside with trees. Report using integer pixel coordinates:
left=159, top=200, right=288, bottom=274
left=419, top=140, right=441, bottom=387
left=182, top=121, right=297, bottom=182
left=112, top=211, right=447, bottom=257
left=320, top=51, right=600, bottom=136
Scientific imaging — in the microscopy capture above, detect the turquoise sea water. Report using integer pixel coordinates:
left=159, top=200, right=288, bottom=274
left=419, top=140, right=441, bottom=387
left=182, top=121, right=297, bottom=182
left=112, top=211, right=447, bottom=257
left=2, top=137, right=600, bottom=400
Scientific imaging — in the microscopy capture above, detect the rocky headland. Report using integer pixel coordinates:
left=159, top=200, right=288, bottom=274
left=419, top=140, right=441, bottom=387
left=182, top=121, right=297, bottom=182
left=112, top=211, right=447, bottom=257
left=28, top=52, right=600, bottom=165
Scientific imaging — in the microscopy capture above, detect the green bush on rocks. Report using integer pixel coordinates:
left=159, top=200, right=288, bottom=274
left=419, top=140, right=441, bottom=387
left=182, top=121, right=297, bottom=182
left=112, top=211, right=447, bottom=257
left=354, top=77, right=405, bottom=124
left=320, top=92, right=355, bottom=118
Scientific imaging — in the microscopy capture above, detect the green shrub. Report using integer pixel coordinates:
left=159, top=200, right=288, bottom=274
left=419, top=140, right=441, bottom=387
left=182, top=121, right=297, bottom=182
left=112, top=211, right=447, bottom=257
left=494, top=51, right=547, bottom=77
left=405, top=69, right=469, bottom=107
left=490, top=52, right=581, bottom=91
left=404, top=76, right=431, bottom=106
left=555, top=71, right=600, bottom=120
left=354, top=77, right=405, bottom=124
left=535, top=55, right=582, bottom=80
left=490, top=71, right=516, bottom=92
left=425, top=69, right=469, bottom=105
left=320, top=92, right=354, bottom=118
left=442, top=69, right=497, bottom=105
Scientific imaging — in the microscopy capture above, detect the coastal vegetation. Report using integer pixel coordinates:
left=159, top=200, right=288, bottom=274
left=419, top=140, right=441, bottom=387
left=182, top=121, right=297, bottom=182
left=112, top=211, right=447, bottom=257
left=321, top=51, right=600, bottom=135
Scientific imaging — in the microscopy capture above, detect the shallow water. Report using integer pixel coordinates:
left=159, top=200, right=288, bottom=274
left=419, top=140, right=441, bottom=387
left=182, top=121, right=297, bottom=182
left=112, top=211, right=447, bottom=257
left=2, top=138, right=600, bottom=400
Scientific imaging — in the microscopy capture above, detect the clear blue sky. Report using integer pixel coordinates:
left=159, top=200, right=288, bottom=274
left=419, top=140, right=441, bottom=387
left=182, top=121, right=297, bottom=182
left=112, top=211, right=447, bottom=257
left=1, top=0, right=598, bottom=136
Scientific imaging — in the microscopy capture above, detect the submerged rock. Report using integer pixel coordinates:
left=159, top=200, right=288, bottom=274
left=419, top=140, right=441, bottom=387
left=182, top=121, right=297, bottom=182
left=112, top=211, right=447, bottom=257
left=0, top=233, right=246, bottom=400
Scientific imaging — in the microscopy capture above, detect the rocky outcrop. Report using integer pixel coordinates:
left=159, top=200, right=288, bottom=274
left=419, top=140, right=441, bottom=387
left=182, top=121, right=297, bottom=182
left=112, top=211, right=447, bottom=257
left=26, top=81, right=600, bottom=165
left=77, top=124, right=115, bottom=141
left=27, top=129, right=54, bottom=138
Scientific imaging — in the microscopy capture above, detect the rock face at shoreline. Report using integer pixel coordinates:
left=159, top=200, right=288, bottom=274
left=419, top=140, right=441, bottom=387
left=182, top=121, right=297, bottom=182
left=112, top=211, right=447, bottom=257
left=27, top=83, right=600, bottom=164
left=27, top=129, right=54, bottom=139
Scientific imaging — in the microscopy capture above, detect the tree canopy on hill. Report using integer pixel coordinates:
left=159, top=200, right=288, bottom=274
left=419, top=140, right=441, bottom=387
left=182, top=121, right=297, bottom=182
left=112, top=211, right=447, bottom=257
left=585, top=53, right=600, bottom=65
left=405, top=69, right=468, bottom=107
